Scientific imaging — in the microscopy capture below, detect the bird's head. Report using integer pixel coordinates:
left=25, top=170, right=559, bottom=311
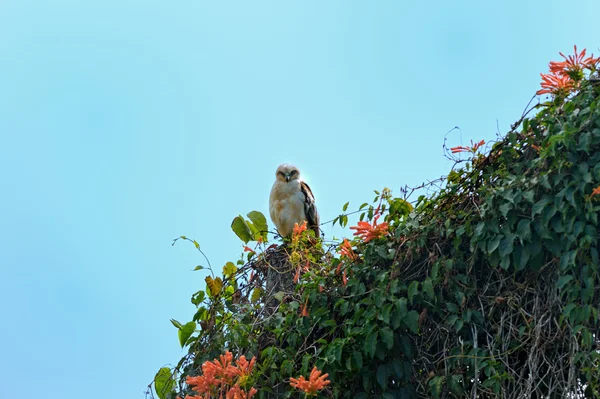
left=275, top=163, right=300, bottom=183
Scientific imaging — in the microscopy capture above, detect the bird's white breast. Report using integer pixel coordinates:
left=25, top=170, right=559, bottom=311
left=269, top=180, right=307, bottom=237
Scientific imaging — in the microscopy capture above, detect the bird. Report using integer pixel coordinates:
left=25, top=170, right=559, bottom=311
left=269, top=163, right=320, bottom=238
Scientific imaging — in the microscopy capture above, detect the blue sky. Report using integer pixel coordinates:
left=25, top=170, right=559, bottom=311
left=1, top=1, right=598, bottom=397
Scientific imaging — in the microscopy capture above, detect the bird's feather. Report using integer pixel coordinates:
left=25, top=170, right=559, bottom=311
left=300, top=181, right=320, bottom=237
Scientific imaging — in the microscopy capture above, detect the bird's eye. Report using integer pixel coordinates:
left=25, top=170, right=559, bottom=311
left=277, top=171, right=285, bottom=177
left=290, top=170, right=297, bottom=175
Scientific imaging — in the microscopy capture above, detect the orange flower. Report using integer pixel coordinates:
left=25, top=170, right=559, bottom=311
left=293, top=221, right=308, bottom=239
left=290, top=367, right=331, bottom=396
left=243, top=246, right=255, bottom=253
left=471, top=139, right=485, bottom=151
left=451, top=139, right=485, bottom=154
left=185, top=351, right=258, bottom=398
left=226, top=386, right=258, bottom=399
left=536, top=72, right=575, bottom=95
left=451, top=145, right=469, bottom=153
left=549, top=45, right=599, bottom=75
left=233, top=355, right=256, bottom=380
left=342, top=269, right=348, bottom=287
left=300, top=298, right=309, bottom=317
left=349, top=214, right=389, bottom=243
left=338, top=238, right=357, bottom=261
left=591, top=185, right=600, bottom=198
left=538, top=46, right=599, bottom=96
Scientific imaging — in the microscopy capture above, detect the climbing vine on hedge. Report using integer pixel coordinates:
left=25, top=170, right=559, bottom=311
left=148, top=47, right=600, bottom=398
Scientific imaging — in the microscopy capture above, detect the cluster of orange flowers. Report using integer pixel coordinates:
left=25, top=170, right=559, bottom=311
left=293, top=220, right=308, bottom=240
left=180, top=351, right=257, bottom=399
left=349, top=213, right=389, bottom=243
left=291, top=222, right=311, bottom=285
left=537, top=45, right=599, bottom=96
left=336, top=238, right=357, bottom=286
left=451, top=139, right=485, bottom=154
left=290, top=366, right=331, bottom=396
left=338, top=238, right=357, bottom=260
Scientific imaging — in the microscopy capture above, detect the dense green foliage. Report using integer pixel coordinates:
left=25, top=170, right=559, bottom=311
left=150, top=73, right=600, bottom=398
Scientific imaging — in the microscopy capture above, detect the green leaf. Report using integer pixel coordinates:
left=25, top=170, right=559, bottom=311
left=499, top=202, right=511, bottom=217
left=422, top=278, right=434, bottom=299
left=516, top=219, right=531, bottom=242
left=247, top=211, right=269, bottom=242
left=223, top=262, right=237, bottom=277
left=280, top=359, right=293, bottom=377
left=405, top=310, right=419, bottom=334
left=343, top=201, right=349, bottom=212
left=446, top=302, right=458, bottom=313
left=431, top=261, right=441, bottom=280
left=487, top=234, right=502, bottom=254
left=381, top=303, right=392, bottom=325
left=363, top=331, right=377, bottom=358
left=170, top=319, right=183, bottom=329
left=400, top=335, right=413, bottom=360
left=377, top=364, right=389, bottom=389
left=559, top=250, right=577, bottom=271
left=499, top=234, right=514, bottom=258
left=448, top=374, right=464, bottom=395
left=407, top=281, right=419, bottom=304
left=392, top=298, right=408, bottom=330
left=557, top=275, right=574, bottom=290
left=154, top=367, right=175, bottom=399
left=429, top=376, right=445, bottom=399
left=251, top=288, right=263, bottom=303
left=193, top=265, right=204, bottom=271
left=178, top=321, right=196, bottom=347
left=191, top=290, right=205, bottom=306
left=380, top=326, right=394, bottom=349
left=231, top=215, right=253, bottom=243
left=532, top=197, right=551, bottom=216
left=352, top=350, right=363, bottom=370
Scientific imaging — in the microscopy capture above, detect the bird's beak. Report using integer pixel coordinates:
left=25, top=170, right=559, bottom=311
left=285, top=174, right=290, bottom=182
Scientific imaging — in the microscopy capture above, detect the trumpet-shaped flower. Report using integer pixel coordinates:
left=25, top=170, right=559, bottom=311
left=451, top=139, right=485, bottom=154
left=349, top=214, right=389, bottom=243
left=226, top=386, right=258, bottom=399
left=300, top=298, right=309, bottom=317
left=293, top=221, right=308, bottom=239
left=537, top=46, right=599, bottom=96
left=290, top=367, right=331, bottom=396
left=549, top=45, right=599, bottom=76
left=338, top=238, right=357, bottom=261
left=184, top=351, right=258, bottom=399
left=536, top=72, right=575, bottom=95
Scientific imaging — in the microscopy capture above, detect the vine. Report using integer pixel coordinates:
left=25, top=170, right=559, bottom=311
left=148, top=46, right=600, bottom=398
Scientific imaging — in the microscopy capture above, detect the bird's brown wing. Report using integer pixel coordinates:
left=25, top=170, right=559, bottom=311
left=300, top=181, right=320, bottom=237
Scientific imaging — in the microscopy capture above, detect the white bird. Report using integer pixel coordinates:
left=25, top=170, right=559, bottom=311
left=269, top=163, right=320, bottom=238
